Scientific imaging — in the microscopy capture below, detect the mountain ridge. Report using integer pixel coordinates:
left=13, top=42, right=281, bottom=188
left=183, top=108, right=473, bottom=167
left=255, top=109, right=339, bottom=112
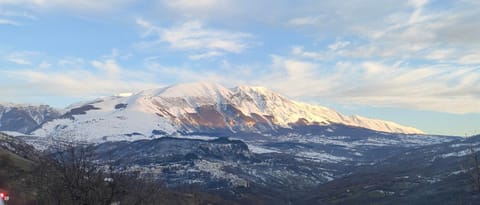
left=0, top=103, right=61, bottom=134
left=30, top=82, right=424, bottom=142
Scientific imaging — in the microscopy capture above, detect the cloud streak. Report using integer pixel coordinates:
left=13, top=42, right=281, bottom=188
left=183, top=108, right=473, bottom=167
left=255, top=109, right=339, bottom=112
left=4, top=51, right=41, bottom=65
left=0, top=0, right=479, bottom=118
left=263, top=57, right=480, bottom=114
left=0, top=55, right=161, bottom=100
left=141, top=54, right=480, bottom=114
left=0, top=0, right=135, bottom=12
left=136, top=18, right=252, bottom=59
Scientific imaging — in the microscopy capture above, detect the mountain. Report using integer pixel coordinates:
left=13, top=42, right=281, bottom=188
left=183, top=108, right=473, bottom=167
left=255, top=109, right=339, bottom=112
left=32, top=82, right=423, bottom=142
left=0, top=103, right=61, bottom=134
left=300, top=135, right=480, bottom=205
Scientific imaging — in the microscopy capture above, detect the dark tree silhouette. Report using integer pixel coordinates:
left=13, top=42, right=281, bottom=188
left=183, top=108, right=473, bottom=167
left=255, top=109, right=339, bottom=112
left=33, top=141, right=166, bottom=205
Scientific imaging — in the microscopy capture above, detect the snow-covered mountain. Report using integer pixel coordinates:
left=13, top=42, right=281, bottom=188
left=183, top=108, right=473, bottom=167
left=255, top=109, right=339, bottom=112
left=0, top=103, right=61, bottom=134
left=33, top=82, right=423, bottom=142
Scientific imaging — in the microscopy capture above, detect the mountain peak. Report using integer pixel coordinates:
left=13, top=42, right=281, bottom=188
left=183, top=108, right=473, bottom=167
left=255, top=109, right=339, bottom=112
left=33, top=82, right=424, bottom=141
left=233, top=85, right=270, bottom=93
left=153, top=82, right=231, bottom=98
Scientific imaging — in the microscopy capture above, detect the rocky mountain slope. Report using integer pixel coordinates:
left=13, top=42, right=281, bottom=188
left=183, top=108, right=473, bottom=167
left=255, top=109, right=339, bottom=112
left=32, top=82, right=423, bottom=142
left=74, top=124, right=456, bottom=204
left=0, top=103, right=61, bottom=134
left=301, top=135, right=480, bottom=205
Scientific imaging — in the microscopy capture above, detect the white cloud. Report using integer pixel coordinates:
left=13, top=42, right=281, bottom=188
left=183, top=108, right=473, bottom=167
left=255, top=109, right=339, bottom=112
left=137, top=48, right=480, bottom=114
left=0, top=69, right=159, bottom=98
left=349, top=0, right=480, bottom=62
left=0, top=0, right=135, bottom=12
left=91, top=59, right=121, bottom=77
left=275, top=1, right=480, bottom=68
left=38, top=61, right=51, bottom=69
left=160, top=21, right=250, bottom=53
left=425, top=49, right=455, bottom=61
left=291, top=46, right=326, bottom=60
left=0, top=0, right=478, bottom=116
left=165, top=0, right=220, bottom=10
left=136, top=18, right=252, bottom=58
left=135, top=18, right=156, bottom=37
left=0, top=58, right=160, bottom=99
left=0, top=18, right=20, bottom=25
left=0, top=10, right=36, bottom=26
left=4, top=51, right=40, bottom=65
left=458, top=54, right=480, bottom=65
left=143, top=57, right=254, bottom=87
left=328, top=41, right=350, bottom=51
left=408, top=0, right=429, bottom=9
left=288, top=16, right=323, bottom=26
left=158, top=0, right=235, bottom=21
left=57, top=57, right=85, bottom=67
left=261, top=56, right=480, bottom=114
left=189, top=51, right=224, bottom=60
left=0, top=10, right=36, bottom=19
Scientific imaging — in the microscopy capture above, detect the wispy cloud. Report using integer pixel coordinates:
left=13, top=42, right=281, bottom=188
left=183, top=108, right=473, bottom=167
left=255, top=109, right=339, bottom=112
left=57, top=57, right=85, bottom=68
left=291, top=46, right=327, bottom=61
left=0, top=53, right=161, bottom=99
left=4, top=51, right=41, bottom=65
left=136, top=18, right=252, bottom=59
left=346, top=0, right=480, bottom=64
left=458, top=54, right=480, bottom=65
left=189, top=51, right=224, bottom=60
left=0, top=68, right=159, bottom=98
left=164, top=0, right=221, bottom=10
left=141, top=52, right=480, bottom=114
left=38, top=61, right=51, bottom=69
left=0, top=9, right=36, bottom=26
left=0, top=18, right=20, bottom=26
left=0, top=10, right=36, bottom=19
left=143, top=57, right=254, bottom=86
left=328, top=41, right=350, bottom=51
left=0, top=0, right=135, bottom=12
left=160, top=21, right=250, bottom=53
left=288, top=16, right=323, bottom=26
left=261, top=56, right=480, bottom=114
left=0, top=0, right=478, bottom=117
left=91, top=59, right=121, bottom=77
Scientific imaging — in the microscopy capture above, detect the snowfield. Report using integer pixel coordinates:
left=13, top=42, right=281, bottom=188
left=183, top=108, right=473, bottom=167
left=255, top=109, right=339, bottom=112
left=32, top=82, right=424, bottom=143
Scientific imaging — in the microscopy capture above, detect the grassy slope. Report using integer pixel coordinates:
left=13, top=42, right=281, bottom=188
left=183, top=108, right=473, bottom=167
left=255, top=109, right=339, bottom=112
left=0, top=147, right=37, bottom=205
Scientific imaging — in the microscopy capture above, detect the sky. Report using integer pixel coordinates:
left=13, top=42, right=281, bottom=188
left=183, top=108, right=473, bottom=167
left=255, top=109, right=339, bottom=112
left=0, top=0, right=479, bottom=136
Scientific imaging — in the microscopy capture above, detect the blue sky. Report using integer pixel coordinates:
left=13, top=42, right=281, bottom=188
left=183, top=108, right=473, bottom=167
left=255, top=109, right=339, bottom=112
left=0, top=0, right=479, bottom=136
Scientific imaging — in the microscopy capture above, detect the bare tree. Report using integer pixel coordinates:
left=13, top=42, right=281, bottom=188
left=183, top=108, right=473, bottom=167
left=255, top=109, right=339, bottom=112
left=33, top=138, right=169, bottom=205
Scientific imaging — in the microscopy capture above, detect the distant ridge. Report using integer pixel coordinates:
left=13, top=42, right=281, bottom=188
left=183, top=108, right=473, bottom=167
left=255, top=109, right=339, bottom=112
left=0, top=103, right=61, bottom=134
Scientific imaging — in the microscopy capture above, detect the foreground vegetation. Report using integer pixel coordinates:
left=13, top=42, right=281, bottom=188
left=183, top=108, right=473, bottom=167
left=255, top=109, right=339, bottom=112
left=0, top=138, right=235, bottom=205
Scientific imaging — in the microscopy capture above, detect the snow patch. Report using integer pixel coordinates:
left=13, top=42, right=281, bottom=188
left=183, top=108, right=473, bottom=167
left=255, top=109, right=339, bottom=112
left=247, top=145, right=280, bottom=154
